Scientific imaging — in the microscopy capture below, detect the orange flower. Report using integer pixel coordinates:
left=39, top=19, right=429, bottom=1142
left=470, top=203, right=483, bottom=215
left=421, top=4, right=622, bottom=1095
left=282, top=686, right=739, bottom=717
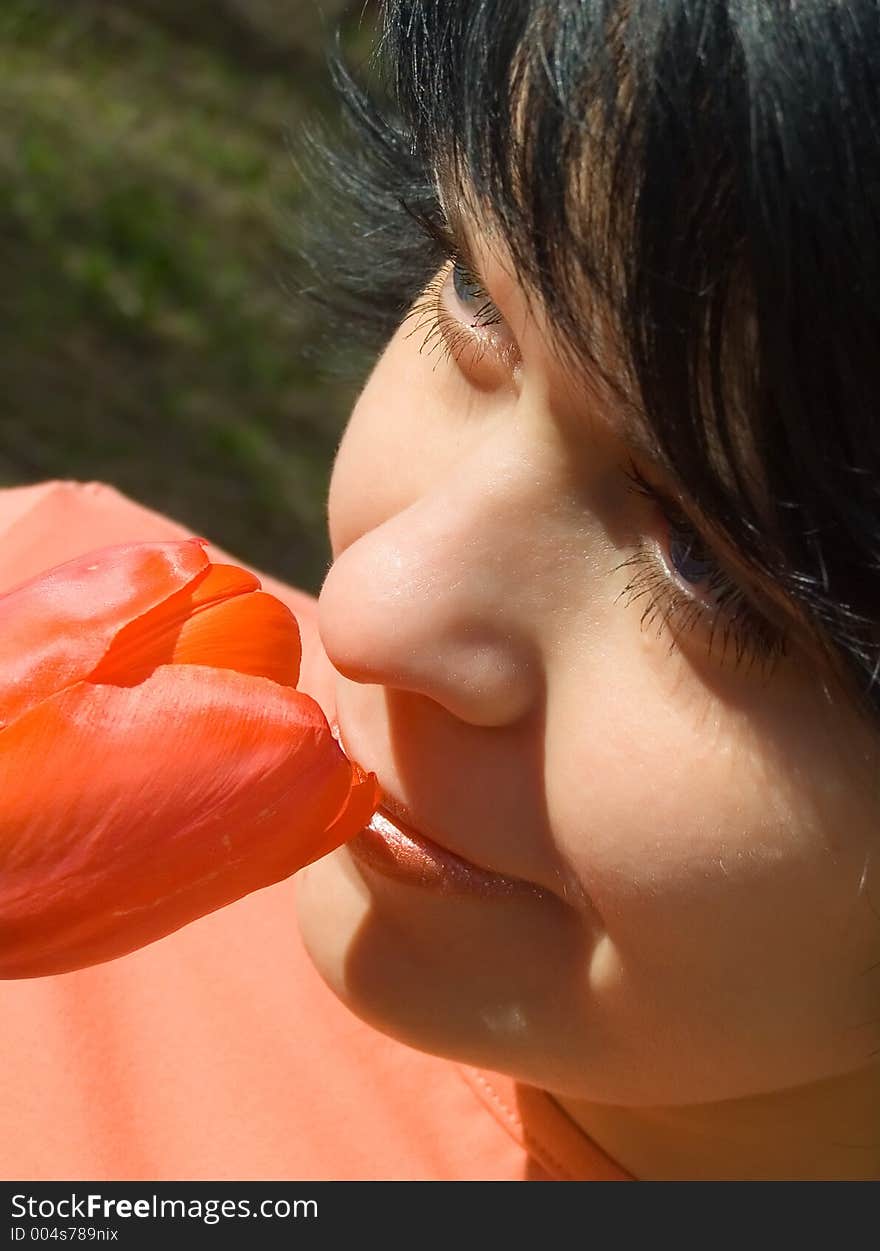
left=0, top=537, right=378, bottom=978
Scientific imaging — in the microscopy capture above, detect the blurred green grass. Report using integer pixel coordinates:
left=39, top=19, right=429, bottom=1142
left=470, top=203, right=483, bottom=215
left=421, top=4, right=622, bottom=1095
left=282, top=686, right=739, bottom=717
left=0, top=0, right=375, bottom=591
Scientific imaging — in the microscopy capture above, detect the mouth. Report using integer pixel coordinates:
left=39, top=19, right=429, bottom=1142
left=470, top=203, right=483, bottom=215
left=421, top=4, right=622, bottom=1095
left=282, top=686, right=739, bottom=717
left=331, top=720, right=547, bottom=902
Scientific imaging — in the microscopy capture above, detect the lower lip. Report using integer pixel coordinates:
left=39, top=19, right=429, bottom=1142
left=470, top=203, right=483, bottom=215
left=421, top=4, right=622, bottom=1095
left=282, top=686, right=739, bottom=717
left=346, top=806, right=546, bottom=902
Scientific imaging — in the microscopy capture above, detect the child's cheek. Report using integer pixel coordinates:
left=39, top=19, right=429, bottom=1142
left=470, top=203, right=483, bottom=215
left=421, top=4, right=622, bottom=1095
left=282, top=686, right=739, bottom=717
left=326, top=329, right=438, bottom=561
left=546, top=630, right=864, bottom=976
left=325, top=385, right=394, bottom=561
left=545, top=651, right=727, bottom=919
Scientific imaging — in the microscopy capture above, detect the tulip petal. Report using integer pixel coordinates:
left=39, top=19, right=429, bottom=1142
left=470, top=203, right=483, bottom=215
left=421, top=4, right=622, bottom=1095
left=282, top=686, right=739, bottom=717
left=172, top=591, right=301, bottom=687
left=0, top=540, right=211, bottom=729
left=90, top=564, right=301, bottom=689
left=0, top=665, right=378, bottom=978
left=299, top=760, right=380, bottom=870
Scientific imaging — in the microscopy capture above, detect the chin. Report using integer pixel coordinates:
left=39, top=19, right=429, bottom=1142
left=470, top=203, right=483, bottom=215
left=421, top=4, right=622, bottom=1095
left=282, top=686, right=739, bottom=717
left=292, top=843, right=592, bottom=1087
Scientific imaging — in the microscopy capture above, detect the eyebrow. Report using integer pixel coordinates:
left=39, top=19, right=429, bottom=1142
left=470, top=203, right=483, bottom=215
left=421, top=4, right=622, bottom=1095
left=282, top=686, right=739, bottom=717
left=614, top=409, right=672, bottom=477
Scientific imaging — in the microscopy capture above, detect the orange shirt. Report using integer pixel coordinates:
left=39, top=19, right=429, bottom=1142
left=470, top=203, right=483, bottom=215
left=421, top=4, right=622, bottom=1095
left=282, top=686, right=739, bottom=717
left=0, top=480, right=630, bottom=1181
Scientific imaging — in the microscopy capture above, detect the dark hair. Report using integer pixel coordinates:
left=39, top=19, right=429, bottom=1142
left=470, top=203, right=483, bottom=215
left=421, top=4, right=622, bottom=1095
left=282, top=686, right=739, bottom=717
left=296, top=0, right=880, bottom=725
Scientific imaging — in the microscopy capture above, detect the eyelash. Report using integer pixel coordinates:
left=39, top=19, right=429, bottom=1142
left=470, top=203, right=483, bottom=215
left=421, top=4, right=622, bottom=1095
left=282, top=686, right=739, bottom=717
left=616, top=461, right=790, bottom=675
left=404, top=259, right=509, bottom=372
left=400, top=209, right=789, bottom=677
left=396, top=203, right=514, bottom=372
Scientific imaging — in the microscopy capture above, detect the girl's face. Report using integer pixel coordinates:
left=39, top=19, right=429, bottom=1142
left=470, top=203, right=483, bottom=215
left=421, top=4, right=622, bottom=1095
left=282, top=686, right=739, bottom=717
left=294, top=213, right=880, bottom=1113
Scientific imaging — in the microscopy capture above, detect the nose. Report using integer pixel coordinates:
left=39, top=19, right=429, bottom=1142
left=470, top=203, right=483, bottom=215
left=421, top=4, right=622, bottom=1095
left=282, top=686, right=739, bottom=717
left=317, top=451, right=545, bottom=729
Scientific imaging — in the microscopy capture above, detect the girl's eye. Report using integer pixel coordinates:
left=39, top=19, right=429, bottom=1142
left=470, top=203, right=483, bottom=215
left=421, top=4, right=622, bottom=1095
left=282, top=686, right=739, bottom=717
left=404, top=257, right=520, bottom=375
left=451, top=260, right=499, bottom=320
left=614, top=461, right=790, bottom=676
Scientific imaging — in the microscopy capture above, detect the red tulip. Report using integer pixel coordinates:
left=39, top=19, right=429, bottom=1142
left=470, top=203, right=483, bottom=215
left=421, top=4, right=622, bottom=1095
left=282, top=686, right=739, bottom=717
left=0, top=537, right=378, bottom=978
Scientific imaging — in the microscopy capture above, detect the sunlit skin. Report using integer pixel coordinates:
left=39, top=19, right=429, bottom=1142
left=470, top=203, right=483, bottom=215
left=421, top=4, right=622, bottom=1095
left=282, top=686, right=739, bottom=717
left=294, top=215, right=880, bottom=1180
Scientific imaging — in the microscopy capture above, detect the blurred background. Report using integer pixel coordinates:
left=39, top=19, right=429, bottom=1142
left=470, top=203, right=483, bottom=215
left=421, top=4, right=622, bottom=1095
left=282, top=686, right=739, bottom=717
left=0, top=0, right=378, bottom=592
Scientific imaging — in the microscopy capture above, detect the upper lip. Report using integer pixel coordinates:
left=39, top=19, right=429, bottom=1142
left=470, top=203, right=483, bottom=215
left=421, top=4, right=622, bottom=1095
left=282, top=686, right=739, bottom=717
left=332, top=716, right=583, bottom=906
left=371, top=792, right=465, bottom=856
left=333, top=718, right=527, bottom=882
left=375, top=790, right=517, bottom=881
